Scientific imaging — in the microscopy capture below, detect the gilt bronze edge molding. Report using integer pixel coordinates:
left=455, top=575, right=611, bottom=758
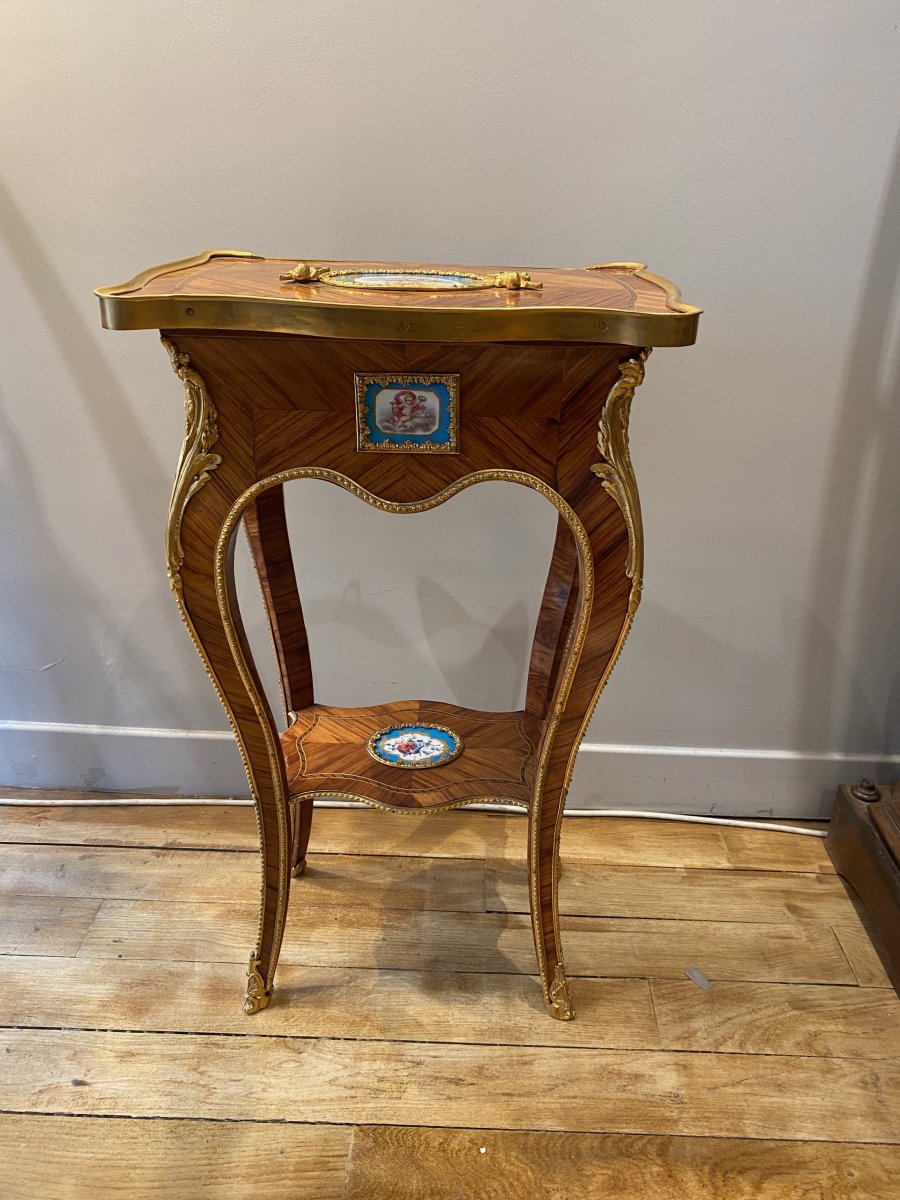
left=100, top=295, right=705, bottom=348
left=585, top=261, right=700, bottom=317
left=96, top=248, right=263, bottom=298
left=286, top=790, right=531, bottom=815
left=98, top=294, right=699, bottom=347
left=96, top=251, right=700, bottom=346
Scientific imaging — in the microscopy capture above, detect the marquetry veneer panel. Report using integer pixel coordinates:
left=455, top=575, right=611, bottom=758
left=282, top=702, right=540, bottom=811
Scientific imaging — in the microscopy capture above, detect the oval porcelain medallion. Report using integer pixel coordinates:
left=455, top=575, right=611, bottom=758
left=332, top=270, right=479, bottom=290
left=366, top=724, right=463, bottom=769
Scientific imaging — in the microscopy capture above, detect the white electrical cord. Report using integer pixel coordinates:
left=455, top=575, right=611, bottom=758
left=421, top=803, right=827, bottom=837
left=569, top=808, right=828, bottom=838
left=0, top=794, right=828, bottom=836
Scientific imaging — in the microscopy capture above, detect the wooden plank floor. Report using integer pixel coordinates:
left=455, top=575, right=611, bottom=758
left=1, top=802, right=898, bottom=1198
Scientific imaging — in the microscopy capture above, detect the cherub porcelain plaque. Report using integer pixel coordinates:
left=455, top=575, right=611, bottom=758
left=355, top=374, right=459, bottom=453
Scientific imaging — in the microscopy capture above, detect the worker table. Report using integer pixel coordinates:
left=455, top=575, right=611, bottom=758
left=96, top=252, right=701, bottom=1019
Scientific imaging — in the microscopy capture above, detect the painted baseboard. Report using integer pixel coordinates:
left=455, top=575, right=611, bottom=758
left=1, top=719, right=897, bottom=817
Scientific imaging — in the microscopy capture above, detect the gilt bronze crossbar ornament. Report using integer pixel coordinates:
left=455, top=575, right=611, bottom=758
left=96, top=251, right=701, bottom=1020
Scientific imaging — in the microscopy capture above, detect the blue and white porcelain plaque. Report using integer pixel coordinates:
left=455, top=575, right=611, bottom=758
left=366, top=724, right=463, bottom=769
left=341, top=271, right=476, bottom=290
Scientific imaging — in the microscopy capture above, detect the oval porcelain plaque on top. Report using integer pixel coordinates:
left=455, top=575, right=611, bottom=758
left=335, top=271, right=479, bottom=290
left=276, top=263, right=543, bottom=292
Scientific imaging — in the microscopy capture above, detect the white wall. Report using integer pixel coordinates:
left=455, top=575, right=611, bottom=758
left=1, top=2, right=899, bottom=814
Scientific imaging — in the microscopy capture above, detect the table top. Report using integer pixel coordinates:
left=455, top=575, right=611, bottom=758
left=96, top=250, right=701, bottom=346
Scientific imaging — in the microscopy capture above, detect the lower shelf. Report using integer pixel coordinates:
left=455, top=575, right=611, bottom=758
left=281, top=700, right=540, bottom=812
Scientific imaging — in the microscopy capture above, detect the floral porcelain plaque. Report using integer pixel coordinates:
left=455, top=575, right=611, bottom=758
left=356, top=373, right=459, bottom=453
left=366, top=724, right=463, bottom=769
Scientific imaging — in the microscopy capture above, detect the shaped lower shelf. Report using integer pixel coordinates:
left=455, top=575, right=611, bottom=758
left=281, top=700, right=540, bottom=812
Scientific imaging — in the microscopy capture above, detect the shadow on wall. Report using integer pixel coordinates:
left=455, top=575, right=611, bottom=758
left=415, top=576, right=532, bottom=712
left=0, top=401, right=96, bottom=781
left=0, top=181, right=168, bottom=564
left=0, top=181, right=227, bottom=787
left=281, top=478, right=556, bottom=713
left=796, top=130, right=900, bottom=775
left=287, top=558, right=540, bottom=713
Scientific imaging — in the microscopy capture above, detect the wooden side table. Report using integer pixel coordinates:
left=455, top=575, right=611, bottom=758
left=96, top=253, right=701, bottom=1019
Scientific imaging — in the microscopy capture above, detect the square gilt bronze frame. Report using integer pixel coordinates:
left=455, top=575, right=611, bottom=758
left=355, top=373, right=459, bottom=454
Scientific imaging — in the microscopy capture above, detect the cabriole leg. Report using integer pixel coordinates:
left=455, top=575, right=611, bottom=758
left=163, top=338, right=292, bottom=1016
left=523, top=351, right=651, bottom=1019
left=290, top=798, right=314, bottom=877
left=244, top=485, right=315, bottom=887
